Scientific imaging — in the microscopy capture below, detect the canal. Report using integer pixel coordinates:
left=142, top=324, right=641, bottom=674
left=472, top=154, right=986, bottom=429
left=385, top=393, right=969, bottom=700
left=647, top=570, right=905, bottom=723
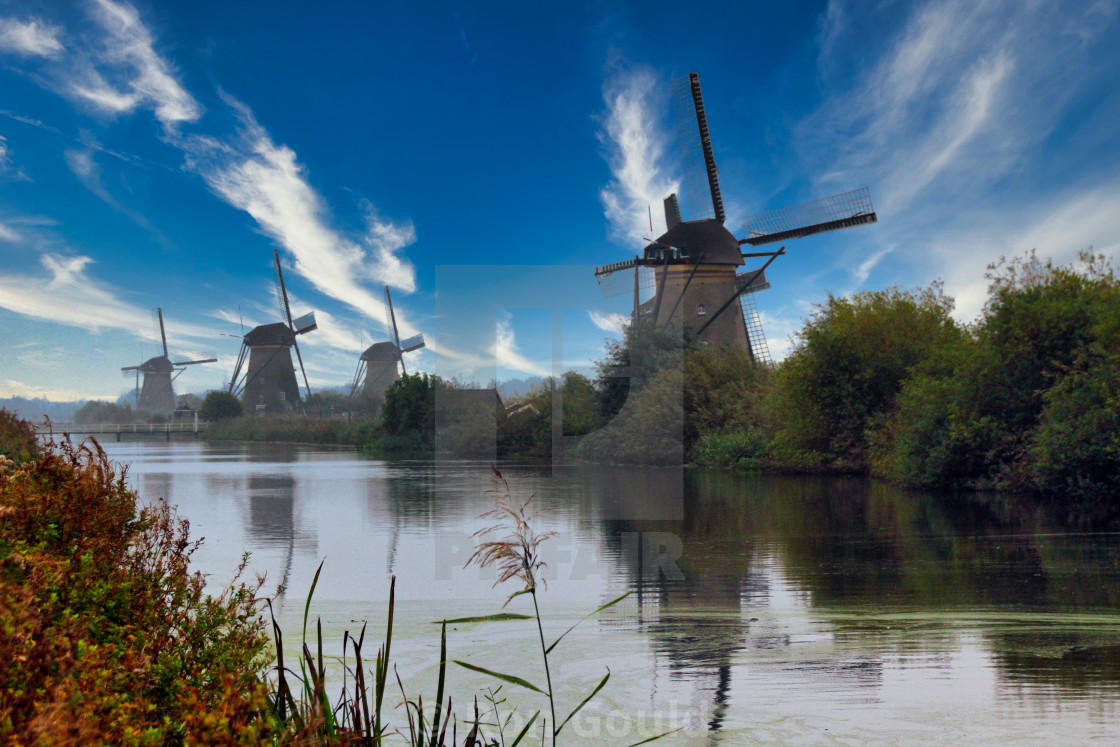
left=100, top=440, right=1120, bottom=745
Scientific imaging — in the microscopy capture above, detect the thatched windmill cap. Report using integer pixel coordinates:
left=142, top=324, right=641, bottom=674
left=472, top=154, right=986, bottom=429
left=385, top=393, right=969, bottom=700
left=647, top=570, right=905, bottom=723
left=650, top=218, right=743, bottom=265
left=360, top=341, right=400, bottom=362
left=244, top=322, right=296, bottom=346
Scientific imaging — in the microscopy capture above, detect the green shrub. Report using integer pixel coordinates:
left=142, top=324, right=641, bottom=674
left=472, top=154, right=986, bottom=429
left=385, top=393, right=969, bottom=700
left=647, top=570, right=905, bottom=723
left=881, top=251, right=1120, bottom=497
left=771, top=282, right=962, bottom=473
left=0, top=409, right=40, bottom=464
left=73, top=400, right=136, bottom=425
left=200, top=390, right=243, bottom=421
left=0, top=439, right=271, bottom=743
left=690, top=429, right=766, bottom=470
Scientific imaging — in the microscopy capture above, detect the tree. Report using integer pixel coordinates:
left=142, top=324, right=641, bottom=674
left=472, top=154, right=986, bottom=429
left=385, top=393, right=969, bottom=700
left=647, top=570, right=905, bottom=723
left=176, top=393, right=203, bottom=411
left=772, top=282, right=962, bottom=472
left=883, top=251, right=1120, bottom=495
left=199, top=391, right=243, bottom=421
left=73, top=400, right=135, bottom=425
left=380, top=373, right=439, bottom=439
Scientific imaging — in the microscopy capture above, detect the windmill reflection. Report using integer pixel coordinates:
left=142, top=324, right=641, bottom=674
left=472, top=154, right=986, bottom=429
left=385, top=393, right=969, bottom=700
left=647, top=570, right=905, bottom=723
left=247, top=473, right=317, bottom=593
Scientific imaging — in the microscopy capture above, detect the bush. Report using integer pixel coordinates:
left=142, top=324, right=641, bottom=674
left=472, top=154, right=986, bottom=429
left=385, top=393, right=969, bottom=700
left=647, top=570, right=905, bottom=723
left=683, top=343, right=772, bottom=457
left=0, top=439, right=271, bottom=743
left=595, top=321, right=685, bottom=423
left=881, top=251, right=1120, bottom=497
left=72, top=400, right=136, bottom=425
left=0, top=409, right=40, bottom=464
left=380, top=372, right=439, bottom=442
left=770, top=282, right=962, bottom=473
left=577, top=365, right=685, bottom=465
left=200, top=390, right=243, bottom=421
left=690, top=429, right=766, bottom=470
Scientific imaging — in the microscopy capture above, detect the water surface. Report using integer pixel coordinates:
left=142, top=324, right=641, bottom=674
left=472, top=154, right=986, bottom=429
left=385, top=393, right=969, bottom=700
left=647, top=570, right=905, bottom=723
left=101, top=440, right=1120, bottom=745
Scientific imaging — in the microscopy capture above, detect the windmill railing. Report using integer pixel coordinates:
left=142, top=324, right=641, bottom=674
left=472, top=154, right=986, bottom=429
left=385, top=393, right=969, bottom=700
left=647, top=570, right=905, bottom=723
left=30, top=419, right=210, bottom=442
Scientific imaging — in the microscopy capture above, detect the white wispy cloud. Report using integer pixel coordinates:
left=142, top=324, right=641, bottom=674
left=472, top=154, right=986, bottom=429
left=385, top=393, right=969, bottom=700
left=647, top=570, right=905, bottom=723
left=1, top=379, right=118, bottom=401
left=0, top=252, right=217, bottom=345
left=597, top=63, right=679, bottom=247
left=588, top=309, right=628, bottom=335
left=491, top=313, right=549, bottom=377
left=182, top=95, right=420, bottom=337
left=776, top=0, right=1120, bottom=320
left=1, top=0, right=430, bottom=359
left=0, top=17, right=63, bottom=57
left=927, top=180, right=1120, bottom=322
left=75, top=0, right=201, bottom=128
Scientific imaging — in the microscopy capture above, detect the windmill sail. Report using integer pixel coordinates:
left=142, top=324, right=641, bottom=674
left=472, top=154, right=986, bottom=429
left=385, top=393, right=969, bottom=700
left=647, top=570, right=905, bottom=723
left=292, top=312, right=317, bottom=334
left=273, top=250, right=313, bottom=400
left=122, top=308, right=215, bottom=413
left=673, top=73, right=724, bottom=223
left=741, top=187, right=877, bottom=246
left=398, top=333, right=425, bottom=353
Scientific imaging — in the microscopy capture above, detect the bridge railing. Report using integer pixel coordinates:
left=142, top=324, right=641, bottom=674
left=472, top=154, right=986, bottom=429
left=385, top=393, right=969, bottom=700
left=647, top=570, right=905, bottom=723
left=31, top=420, right=209, bottom=438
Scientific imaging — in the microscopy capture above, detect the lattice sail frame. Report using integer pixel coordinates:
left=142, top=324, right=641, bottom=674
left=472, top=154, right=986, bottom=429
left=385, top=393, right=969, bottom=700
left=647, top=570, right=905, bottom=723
left=594, top=261, right=656, bottom=298
left=739, top=290, right=773, bottom=366
left=741, top=187, right=875, bottom=246
left=672, top=75, right=715, bottom=222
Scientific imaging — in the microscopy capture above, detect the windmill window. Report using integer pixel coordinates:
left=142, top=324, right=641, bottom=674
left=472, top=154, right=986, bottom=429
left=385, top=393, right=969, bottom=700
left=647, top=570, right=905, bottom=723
left=697, top=304, right=707, bottom=316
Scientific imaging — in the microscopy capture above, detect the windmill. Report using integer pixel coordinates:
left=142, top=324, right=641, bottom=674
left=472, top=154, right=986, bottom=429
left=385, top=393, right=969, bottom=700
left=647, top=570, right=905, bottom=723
left=593, top=72, right=878, bottom=364
left=228, top=250, right=318, bottom=411
left=121, top=308, right=217, bottom=413
left=350, top=286, right=425, bottom=399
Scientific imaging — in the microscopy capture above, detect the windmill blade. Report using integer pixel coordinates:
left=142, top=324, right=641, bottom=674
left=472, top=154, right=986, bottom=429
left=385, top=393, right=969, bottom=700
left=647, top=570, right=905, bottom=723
left=398, top=333, right=425, bottom=353
left=673, top=73, right=724, bottom=223
left=384, top=286, right=409, bottom=376
left=227, top=342, right=249, bottom=394
left=594, top=258, right=656, bottom=298
left=292, top=311, right=317, bottom=335
left=274, top=249, right=296, bottom=329
left=350, top=359, right=365, bottom=397
left=739, top=291, right=773, bottom=366
left=291, top=337, right=313, bottom=401
left=157, top=308, right=169, bottom=357
left=173, top=357, right=218, bottom=366
left=741, top=187, right=877, bottom=247
left=384, top=286, right=401, bottom=349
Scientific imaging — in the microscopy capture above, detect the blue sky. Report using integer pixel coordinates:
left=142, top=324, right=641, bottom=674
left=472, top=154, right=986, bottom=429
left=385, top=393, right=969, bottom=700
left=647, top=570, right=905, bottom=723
left=1, top=0, right=1118, bottom=401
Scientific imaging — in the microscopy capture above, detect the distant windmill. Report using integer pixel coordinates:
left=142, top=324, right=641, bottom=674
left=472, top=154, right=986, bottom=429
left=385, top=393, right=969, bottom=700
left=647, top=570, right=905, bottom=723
left=350, top=286, right=425, bottom=398
left=594, top=72, right=878, bottom=364
left=228, top=250, right=317, bottom=411
left=121, top=308, right=216, bottom=413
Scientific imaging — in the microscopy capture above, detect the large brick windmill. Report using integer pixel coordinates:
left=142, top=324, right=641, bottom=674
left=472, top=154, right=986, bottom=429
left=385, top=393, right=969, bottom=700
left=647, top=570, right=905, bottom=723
left=228, top=250, right=317, bottom=412
left=594, top=72, right=878, bottom=364
left=350, top=286, right=425, bottom=399
left=121, top=308, right=216, bottom=413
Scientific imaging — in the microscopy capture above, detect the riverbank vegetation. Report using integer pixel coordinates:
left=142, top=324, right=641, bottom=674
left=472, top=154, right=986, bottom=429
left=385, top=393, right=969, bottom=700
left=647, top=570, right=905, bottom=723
left=198, top=251, right=1118, bottom=501
left=2, top=414, right=663, bottom=744
left=0, top=414, right=272, bottom=743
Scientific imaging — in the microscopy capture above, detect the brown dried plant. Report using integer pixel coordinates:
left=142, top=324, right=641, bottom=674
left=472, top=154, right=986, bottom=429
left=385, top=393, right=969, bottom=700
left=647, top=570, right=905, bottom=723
left=467, top=465, right=556, bottom=606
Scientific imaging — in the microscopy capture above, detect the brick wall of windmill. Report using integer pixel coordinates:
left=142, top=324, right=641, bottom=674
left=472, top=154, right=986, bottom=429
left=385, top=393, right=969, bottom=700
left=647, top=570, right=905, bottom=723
left=242, top=344, right=300, bottom=410
left=652, top=265, right=749, bottom=347
left=139, top=371, right=177, bottom=413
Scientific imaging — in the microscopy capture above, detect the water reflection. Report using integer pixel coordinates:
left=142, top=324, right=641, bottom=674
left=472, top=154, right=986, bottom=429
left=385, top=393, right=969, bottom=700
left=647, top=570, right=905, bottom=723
left=103, top=442, right=1120, bottom=743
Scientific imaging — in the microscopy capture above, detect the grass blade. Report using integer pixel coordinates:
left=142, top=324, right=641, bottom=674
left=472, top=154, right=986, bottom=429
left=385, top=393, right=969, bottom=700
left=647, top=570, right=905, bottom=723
left=509, top=710, right=540, bottom=747
left=625, top=727, right=684, bottom=745
left=439, top=613, right=533, bottom=624
left=556, top=668, right=609, bottom=735
left=375, top=575, right=396, bottom=738
left=429, top=621, right=447, bottom=747
left=453, top=660, right=546, bottom=694
left=546, top=591, right=630, bottom=655
left=302, top=558, right=325, bottom=643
